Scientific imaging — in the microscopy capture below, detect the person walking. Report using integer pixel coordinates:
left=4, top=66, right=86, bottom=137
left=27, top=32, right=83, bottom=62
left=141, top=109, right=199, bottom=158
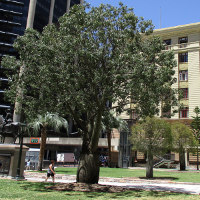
left=45, top=160, right=55, bottom=183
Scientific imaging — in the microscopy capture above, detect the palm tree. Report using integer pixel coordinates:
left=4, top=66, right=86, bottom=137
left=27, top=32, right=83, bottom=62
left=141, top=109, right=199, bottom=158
left=29, top=112, right=68, bottom=171
left=102, top=111, right=128, bottom=167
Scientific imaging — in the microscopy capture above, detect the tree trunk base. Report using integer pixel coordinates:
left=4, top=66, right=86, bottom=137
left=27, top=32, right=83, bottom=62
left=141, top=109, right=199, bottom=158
left=76, top=153, right=100, bottom=184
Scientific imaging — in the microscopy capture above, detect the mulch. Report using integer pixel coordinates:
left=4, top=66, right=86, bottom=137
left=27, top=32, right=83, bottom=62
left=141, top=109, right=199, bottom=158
left=46, top=182, right=139, bottom=193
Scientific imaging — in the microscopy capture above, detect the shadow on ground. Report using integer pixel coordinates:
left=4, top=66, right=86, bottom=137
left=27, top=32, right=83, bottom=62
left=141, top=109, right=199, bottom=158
left=139, top=176, right=178, bottom=180
left=18, top=181, right=191, bottom=199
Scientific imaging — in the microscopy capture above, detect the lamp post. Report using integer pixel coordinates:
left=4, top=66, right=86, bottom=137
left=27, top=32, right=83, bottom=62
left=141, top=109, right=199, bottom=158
left=15, top=122, right=26, bottom=180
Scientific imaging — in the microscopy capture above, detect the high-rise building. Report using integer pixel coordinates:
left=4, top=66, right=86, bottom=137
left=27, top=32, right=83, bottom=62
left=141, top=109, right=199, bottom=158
left=0, top=0, right=81, bottom=116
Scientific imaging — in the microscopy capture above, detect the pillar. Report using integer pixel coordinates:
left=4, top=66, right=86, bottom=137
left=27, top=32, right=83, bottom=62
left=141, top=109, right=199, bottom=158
left=48, top=0, right=55, bottom=24
left=66, top=0, right=71, bottom=14
left=26, top=0, right=37, bottom=29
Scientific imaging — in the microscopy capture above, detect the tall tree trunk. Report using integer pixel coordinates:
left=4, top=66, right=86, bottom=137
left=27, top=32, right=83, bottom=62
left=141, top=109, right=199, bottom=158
left=179, top=149, right=186, bottom=171
left=38, top=126, right=47, bottom=171
left=107, top=129, right=112, bottom=167
left=146, top=151, right=153, bottom=178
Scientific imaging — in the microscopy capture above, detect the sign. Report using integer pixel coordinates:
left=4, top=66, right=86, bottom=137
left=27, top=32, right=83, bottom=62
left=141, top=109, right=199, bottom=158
left=30, top=138, right=40, bottom=144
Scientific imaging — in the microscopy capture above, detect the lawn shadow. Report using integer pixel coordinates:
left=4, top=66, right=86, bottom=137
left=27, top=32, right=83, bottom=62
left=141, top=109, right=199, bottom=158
left=139, top=176, right=178, bottom=180
left=55, top=170, right=75, bottom=174
left=20, top=181, right=55, bottom=193
left=90, top=190, right=187, bottom=199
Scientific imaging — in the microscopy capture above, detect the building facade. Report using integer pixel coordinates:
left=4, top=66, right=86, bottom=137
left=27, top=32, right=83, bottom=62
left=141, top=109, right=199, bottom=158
left=154, top=22, right=200, bottom=120
left=120, top=22, right=200, bottom=122
left=0, top=0, right=80, bottom=116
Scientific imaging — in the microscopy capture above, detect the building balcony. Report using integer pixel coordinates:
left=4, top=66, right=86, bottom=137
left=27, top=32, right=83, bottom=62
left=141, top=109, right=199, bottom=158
left=180, top=99, right=189, bottom=107
left=179, top=81, right=188, bottom=88
left=164, top=41, right=200, bottom=52
left=179, top=63, right=188, bottom=70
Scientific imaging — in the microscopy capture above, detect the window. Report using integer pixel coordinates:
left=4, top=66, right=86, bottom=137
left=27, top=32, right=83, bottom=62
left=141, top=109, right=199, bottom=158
left=179, top=37, right=188, bottom=44
left=180, top=107, right=189, bottom=118
left=179, top=52, right=188, bottom=62
left=180, top=88, right=188, bottom=99
left=163, top=39, right=171, bottom=50
left=164, top=39, right=171, bottom=45
left=179, top=70, right=188, bottom=81
left=179, top=37, right=188, bottom=48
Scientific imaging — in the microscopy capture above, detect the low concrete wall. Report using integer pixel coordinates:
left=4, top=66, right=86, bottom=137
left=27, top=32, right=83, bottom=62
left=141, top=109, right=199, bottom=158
left=0, top=144, right=29, bottom=177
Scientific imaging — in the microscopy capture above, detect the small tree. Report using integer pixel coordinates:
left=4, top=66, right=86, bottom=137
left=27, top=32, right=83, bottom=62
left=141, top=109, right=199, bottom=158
left=131, top=117, right=172, bottom=178
left=191, top=106, right=200, bottom=170
left=171, top=122, right=197, bottom=171
left=29, top=112, right=68, bottom=171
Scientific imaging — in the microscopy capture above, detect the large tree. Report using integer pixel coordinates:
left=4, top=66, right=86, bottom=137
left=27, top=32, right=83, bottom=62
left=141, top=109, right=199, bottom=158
left=2, top=3, right=176, bottom=183
left=131, top=117, right=172, bottom=178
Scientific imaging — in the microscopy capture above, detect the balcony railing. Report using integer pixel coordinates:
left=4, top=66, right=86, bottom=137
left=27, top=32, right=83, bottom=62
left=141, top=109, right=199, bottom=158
left=164, top=41, right=200, bottom=51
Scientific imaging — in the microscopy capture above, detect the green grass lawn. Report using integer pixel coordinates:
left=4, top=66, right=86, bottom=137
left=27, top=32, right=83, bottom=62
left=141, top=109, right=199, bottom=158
left=54, top=167, right=200, bottom=183
left=0, top=179, right=200, bottom=200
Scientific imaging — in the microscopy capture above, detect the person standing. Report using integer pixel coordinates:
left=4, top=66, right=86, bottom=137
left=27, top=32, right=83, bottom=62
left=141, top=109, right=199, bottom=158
left=45, top=160, right=55, bottom=183
left=26, top=159, right=31, bottom=170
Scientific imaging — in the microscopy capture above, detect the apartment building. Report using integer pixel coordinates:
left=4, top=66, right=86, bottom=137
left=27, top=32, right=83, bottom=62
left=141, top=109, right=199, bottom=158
left=154, top=22, right=200, bottom=120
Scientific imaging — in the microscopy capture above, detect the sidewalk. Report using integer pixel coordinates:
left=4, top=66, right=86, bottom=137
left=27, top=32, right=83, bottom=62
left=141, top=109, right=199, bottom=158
left=24, top=171, right=200, bottom=195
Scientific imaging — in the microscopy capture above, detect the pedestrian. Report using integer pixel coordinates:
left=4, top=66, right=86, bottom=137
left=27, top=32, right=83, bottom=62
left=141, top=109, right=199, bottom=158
left=26, top=159, right=31, bottom=170
left=45, top=160, right=55, bottom=183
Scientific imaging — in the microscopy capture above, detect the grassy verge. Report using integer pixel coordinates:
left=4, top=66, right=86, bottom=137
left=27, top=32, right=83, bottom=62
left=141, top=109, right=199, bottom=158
left=0, top=179, right=199, bottom=200
left=52, top=167, right=200, bottom=183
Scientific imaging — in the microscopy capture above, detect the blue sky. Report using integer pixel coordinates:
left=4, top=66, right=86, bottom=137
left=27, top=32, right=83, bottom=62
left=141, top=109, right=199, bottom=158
left=86, top=0, right=200, bottom=29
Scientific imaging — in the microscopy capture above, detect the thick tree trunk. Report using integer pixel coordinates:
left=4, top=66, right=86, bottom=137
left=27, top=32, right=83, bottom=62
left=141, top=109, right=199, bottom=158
left=76, top=108, right=102, bottom=183
left=38, top=126, right=47, bottom=171
left=146, top=151, right=153, bottom=178
left=179, top=150, right=186, bottom=171
left=76, top=153, right=100, bottom=184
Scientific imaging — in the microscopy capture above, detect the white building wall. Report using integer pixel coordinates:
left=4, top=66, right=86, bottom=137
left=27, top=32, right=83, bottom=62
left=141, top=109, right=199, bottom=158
left=188, top=50, right=200, bottom=118
left=171, top=52, right=179, bottom=119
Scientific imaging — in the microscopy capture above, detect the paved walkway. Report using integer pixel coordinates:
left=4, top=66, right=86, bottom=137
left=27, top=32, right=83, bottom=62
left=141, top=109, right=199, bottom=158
left=24, top=171, right=200, bottom=195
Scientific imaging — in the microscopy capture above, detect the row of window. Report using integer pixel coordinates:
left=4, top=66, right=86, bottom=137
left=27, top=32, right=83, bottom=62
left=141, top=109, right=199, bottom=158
left=164, top=36, right=188, bottom=46
left=132, top=108, right=189, bottom=119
